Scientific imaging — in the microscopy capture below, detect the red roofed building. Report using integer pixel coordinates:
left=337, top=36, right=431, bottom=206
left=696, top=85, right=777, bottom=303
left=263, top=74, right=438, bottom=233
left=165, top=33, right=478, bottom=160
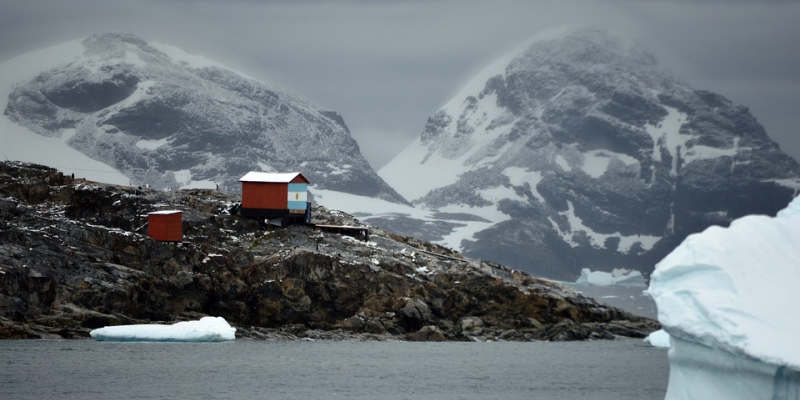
left=239, top=172, right=311, bottom=225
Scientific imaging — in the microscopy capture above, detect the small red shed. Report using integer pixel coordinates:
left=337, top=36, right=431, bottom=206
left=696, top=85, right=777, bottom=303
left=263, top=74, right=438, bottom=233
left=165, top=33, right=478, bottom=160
left=239, top=172, right=311, bottom=224
left=148, top=210, right=183, bottom=242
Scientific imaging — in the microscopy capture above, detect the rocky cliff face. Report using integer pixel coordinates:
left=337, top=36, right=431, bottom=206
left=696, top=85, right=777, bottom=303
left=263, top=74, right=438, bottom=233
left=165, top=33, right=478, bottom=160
left=3, top=33, right=405, bottom=203
left=0, top=161, right=657, bottom=341
left=379, top=27, right=800, bottom=280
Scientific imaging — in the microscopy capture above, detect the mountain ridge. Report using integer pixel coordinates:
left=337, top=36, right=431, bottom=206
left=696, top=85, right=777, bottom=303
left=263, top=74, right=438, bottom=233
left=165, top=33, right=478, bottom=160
left=377, top=26, right=800, bottom=279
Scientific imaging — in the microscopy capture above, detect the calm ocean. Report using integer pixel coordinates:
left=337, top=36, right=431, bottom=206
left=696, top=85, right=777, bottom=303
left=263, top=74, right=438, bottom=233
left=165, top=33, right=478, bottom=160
left=1, top=338, right=668, bottom=400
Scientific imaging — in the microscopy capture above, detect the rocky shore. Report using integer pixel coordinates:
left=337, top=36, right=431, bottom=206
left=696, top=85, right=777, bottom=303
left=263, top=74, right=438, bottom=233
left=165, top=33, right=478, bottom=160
left=0, top=161, right=658, bottom=341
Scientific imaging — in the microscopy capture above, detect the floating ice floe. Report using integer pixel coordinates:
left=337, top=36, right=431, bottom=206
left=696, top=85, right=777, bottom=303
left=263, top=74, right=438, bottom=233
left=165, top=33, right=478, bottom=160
left=648, top=196, right=800, bottom=399
left=90, top=316, right=236, bottom=342
left=574, top=268, right=646, bottom=287
left=643, top=329, right=671, bottom=348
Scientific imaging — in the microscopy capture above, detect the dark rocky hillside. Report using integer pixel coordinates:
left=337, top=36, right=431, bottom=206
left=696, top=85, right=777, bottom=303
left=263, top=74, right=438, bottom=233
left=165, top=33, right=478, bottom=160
left=0, top=161, right=657, bottom=341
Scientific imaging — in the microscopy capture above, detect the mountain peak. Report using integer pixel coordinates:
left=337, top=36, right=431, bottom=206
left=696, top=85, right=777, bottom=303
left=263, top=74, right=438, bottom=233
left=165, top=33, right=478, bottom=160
left=513, top=26, right=657, bottom=69
left=0, top=33, right=407, bottom=204
left=378, top=27, right=800, bottom=279
left=83, top=32, right=149, bottom=51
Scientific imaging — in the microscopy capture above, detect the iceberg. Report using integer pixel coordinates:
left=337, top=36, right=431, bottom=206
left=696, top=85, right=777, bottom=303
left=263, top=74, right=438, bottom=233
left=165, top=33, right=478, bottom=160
left=648, top=196, right=800, bottom=399
left=643, top=329, right=671, bottom=349
left=90, top=316, right=236, bottom=342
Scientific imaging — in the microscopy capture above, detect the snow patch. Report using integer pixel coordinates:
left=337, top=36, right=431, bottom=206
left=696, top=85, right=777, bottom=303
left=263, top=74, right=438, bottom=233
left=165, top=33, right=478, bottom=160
left=123, top=50, right=146, bottom=68
left=575, top=268, right=646, bottom=287
left=326, top=163, right=352, bottom=176
left=772, top=178, right=800, bottom=194
left=681, top=143, right=739, bottom=165
left=503, top=167, right=545, bottom=203
left=312, top=188, right=500, bottom=251
left=555, top=155, right=571, bottom=172
left=644, top=106, right=691, bottom=176
left=379, top=138, right=464, bottom=201
left=478, top=184, right=525, bottom=204
left=581, top=150, right=610, bottom=178
left=62, top=129, right=77, bottom=143
left=172, top=169, right=216, bottom=189
left=437, top=203, right=510, bottom=249
left=136, top=137, right=170, bottom=150
left=580, top=149, right=638, bottom=178
left=554, top=200, right=661, bottom=253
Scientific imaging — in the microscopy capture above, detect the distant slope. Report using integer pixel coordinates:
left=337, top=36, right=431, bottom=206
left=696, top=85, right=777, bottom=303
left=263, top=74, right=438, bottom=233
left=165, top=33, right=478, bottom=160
left=376, top=27, right=800, bottom=279
left=0, top=33, right=407, bottom=204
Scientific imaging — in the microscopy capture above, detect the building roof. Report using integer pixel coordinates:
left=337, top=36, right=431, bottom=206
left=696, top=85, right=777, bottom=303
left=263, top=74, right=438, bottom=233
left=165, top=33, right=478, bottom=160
left=239, top=171, right=309, bottom=184
left=148, top=210, right=182, bottom=215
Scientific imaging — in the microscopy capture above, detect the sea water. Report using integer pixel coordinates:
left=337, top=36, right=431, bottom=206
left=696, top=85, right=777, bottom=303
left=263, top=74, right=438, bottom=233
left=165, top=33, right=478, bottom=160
left=0, top=338, right=667, bottom=400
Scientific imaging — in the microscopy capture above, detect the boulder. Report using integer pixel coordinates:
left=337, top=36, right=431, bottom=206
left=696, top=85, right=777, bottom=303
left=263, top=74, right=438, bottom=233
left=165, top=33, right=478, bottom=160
left=406, top=325, right=447, bottom=342
left=457, top=316, right=485, bottom=334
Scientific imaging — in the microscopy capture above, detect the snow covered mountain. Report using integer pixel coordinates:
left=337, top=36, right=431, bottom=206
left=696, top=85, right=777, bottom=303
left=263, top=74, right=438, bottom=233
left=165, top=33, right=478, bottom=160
left=377, top=27, right=800, bottom=280
left=0, top=33, right=406, bottom=203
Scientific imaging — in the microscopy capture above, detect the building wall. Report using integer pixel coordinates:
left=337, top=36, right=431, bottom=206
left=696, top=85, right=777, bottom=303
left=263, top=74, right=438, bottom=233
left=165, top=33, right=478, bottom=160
left=242, top=182, right=288, bottom=210
left=148, top=212, right=182, bottom=242
left=287, top=183, right=308, bottom=210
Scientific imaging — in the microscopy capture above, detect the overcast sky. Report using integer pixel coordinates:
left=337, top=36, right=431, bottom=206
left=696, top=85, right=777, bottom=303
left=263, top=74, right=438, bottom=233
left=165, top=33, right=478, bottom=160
left=1, top=0, right=798, bottom=169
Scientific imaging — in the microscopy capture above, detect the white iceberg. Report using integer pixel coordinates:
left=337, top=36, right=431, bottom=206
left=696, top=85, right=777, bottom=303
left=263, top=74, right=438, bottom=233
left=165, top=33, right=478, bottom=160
left=90, top=316, right=236, bottom=342
left=643, top=329, right=671, bottom=349
left=649, top=196, right=800, bottom=399
left=574, top=268, right=646, bottom=287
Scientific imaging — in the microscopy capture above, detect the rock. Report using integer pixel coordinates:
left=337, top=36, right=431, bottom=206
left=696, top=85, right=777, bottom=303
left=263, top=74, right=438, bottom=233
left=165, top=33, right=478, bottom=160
left=457, top=316, right=484, bottom=334
left=364, top=320, right=386, bottom=334
left=397, top=298, right=432, bottom=331
left=0, top=161, right=659, bottom=341
left=407, top=325, right=447, bottom=342
left=342, top=315, right=366, bottom=332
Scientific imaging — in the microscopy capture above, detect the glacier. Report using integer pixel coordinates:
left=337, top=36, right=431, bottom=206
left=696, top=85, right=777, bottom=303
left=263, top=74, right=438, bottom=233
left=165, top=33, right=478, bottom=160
left=90, top=316, right=236, bottom=342
left=648, top=196, right=800, bottom=398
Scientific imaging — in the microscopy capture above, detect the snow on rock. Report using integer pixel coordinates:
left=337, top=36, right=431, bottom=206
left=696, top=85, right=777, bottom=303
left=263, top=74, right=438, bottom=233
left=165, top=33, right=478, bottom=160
left=90, top=316, right=236, bottom=342
left=574, top=268, right=646, bottom=287
left=649, top=196, right=800, bottom=399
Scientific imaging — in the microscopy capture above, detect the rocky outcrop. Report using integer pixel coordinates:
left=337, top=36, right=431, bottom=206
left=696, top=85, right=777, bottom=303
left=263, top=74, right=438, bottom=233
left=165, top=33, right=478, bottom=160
left=0, top=161, right=658, bottom=341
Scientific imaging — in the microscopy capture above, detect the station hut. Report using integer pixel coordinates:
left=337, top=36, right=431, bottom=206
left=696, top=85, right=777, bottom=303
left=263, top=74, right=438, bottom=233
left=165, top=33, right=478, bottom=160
left=239, top=172, right=311, bottom=226
left=147, top=210, right=183, bottom=242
